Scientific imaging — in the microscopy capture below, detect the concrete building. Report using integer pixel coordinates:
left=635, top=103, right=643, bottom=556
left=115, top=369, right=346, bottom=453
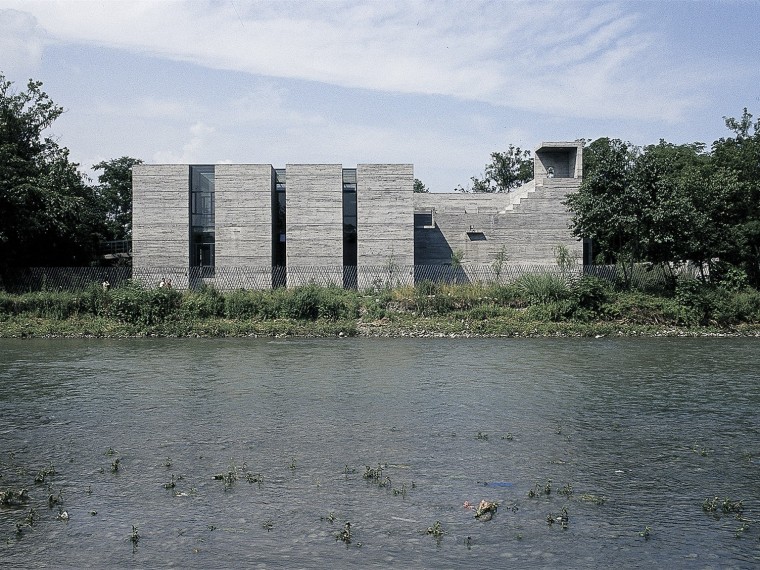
left=132, top=142, right=583, bottom=288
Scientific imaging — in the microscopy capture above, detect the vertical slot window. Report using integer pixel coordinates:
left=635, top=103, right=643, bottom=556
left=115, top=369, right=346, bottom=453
left=343, top=169, right=357, bottom=288
left=190, top=165, right=215, bottom=275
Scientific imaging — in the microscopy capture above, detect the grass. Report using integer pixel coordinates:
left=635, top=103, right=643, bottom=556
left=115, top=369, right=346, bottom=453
left=1, top=278, right=760, bottom=338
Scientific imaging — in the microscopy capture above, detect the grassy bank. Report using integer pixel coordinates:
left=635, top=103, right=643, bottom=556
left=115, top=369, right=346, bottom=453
left=2, top=276, right=760, bottom=338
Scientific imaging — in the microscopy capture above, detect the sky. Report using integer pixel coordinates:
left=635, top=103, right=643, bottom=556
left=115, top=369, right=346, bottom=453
left=1, top=0, right=759, bottom=192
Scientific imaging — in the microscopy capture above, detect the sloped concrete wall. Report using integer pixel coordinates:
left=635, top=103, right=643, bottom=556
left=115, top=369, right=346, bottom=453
left=286, top=164, right=343, bottom=286
left=413, top=178, right=582, bottom=266
left=132, top=164, right=189, bottom=270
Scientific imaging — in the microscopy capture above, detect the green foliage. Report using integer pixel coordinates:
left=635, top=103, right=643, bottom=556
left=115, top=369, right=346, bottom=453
left=492, top=246, right=508, bottom=280
left=181, top=286, right=224, bottom=319
left=512, top=274, right=570, bottom=305
left=0, top=73, right=106, bottom=268
left=106, top=282, right=181, bottom=325
left=278, top=285, right=358, bottom=321
left=456, top=144, right=533, bottom=193
left=572, top=276, right=612, bottom=316
left=568, top=111, right=760, bottom=288
left=92, top=156, right=143, bottom=241
left=225, top=289, right=279, bottom=320
left=413, top=178, right=429, bottom=193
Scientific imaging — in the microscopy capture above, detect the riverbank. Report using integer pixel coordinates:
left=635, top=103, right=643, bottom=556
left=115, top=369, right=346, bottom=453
left=2, top=314, right=760, bottom=339
left=2, top=278, right=760, bottom=338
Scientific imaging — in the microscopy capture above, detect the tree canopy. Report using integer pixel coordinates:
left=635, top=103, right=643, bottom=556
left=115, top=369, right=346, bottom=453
left=456, top=145, right=533, bottom=193
left=0, top=73, right=105, bottom=268
left=566, top=110, right=760, bottom=287
left=93, top=156, right=143, bottom=241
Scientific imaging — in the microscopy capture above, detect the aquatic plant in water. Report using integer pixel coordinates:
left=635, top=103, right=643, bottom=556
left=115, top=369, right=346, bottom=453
left=427, top=520, right=444, bottom=538
left=475, top=500, right=498, bottom=520
left=336, top=522, right=351, bottom=543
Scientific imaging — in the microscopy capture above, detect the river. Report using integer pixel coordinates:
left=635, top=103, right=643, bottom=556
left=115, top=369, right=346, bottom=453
left=1, top=337, right=758, bottom=568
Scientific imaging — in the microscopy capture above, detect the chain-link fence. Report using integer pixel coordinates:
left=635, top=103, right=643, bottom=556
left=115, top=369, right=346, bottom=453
left=0, top=263, right=698, bottom=293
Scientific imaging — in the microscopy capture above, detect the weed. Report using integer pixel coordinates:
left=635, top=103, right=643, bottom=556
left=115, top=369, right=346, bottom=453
left=475, top=500, right=499, bottom=520
left=163, top=474, right=176, bottom=489
left=723, top=498, right=744, bottom=514
left=0, top=488, right=29, bottom=506
left=262, top=519, right=274, bottom=532
left=580, top=493, right=606, bottom=505
left=48, top=490, right=63, bottom=507
left=427, top=520, right=444, bottom=538
left=321, top=512, right=336, bottom=523
left=245, top=472, right=263, bottom=485
left=476, top=431, right=489, bottom=441
left=25, top=508, right=40, bottom=527
left=502, top=433, right=514, bottom=441
left=735, top=521, right=750, bottom=538
left=639, top=526, right=652, bottom=539
left=547, top=507, right=569, bottom=529
left=289, top=458, right=297, bottom=470
left=559, top=483, right=573, bottom=497
left=703, top=496, right=719, bottom=512
left=363, top=464, right=384, bottom=482
left=34, top=463, right=56, bottom=484
left=336, top=522, right=352, bottom=543
left=703, top=496, right=743, bottom=514
left=392, top=483, right=407, bottom=498
left=130, top=525, right=140, bottom=546
left=163, top=457, right=172, bottom=468
left=104, top=447, right=117, bottom=456
left=111, top=458, right=121, bottom=473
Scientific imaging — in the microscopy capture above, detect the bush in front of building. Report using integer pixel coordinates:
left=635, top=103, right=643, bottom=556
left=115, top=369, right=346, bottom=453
left=181, top=286, right=225, bottom=319
left=106, top=282, right=182, bottom=325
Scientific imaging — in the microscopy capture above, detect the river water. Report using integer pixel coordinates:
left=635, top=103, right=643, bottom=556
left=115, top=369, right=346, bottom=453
left=0, top=337, right=758, bottom=568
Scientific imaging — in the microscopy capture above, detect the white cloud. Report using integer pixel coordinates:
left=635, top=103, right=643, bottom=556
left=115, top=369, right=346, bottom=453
left=153, top=121, right=215, bottom=163
left=0, top=0, right=705, bottom=122
left=0, top=9, right=46, bottom=76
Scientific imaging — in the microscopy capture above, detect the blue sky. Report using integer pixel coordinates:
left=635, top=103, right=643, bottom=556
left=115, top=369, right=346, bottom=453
left=2, top=0, right=759, bottom=192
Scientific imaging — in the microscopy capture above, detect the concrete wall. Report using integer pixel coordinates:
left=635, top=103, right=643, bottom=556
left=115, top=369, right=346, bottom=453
left=132, top=165, right=189, bottom=277
left=214, top=165, right=273, bottom=287
left=413, top=178, right=582, bottom=267
left=285, top=164, right=344, bottom=286
left=534, top=141, right=583, bottom=179
left=356, top=164, right=414, bottom=288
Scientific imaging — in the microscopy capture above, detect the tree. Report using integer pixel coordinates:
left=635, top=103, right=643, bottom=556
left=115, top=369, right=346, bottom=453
left=565, top=138, right=640, bottom=278
left=93, top=156, right=143, bottom=240
left=413, top=178, right=429, bottom=193
left=0, top=72, right=104, bottom=268
left=710, top=108, right=760, bottom=286
left=456, top=144, right=533, bottom=193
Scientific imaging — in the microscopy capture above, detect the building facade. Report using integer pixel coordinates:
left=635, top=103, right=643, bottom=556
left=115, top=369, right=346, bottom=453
left=132, top=142, right=583, bottom=288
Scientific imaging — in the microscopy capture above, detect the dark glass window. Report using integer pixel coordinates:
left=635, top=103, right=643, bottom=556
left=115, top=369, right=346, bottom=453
left=190, top=165, right=215, bottom=273
left=415, top=212, right=433, bottom=227
left=273, top=168, right=287, bottom=268
left=343, top=169, right=357, bottom=288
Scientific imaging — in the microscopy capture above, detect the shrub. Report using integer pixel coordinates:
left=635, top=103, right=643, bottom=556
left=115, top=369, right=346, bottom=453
left=106, top=282, right=181, bottom=325
left=711, top=287, right=760, bottom=325
left=181, top=286, right=224, bottom=319
left=572, top=276, right=613, bottom=315
left=226, top=289, right=268, bottom=319
left=512, top=274, right=569, bottom=305
left=675, top=278, right=711, bottom=325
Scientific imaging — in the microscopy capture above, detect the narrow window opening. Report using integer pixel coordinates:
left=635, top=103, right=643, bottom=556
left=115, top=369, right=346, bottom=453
left=343, top=168, right=357, bottom=289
